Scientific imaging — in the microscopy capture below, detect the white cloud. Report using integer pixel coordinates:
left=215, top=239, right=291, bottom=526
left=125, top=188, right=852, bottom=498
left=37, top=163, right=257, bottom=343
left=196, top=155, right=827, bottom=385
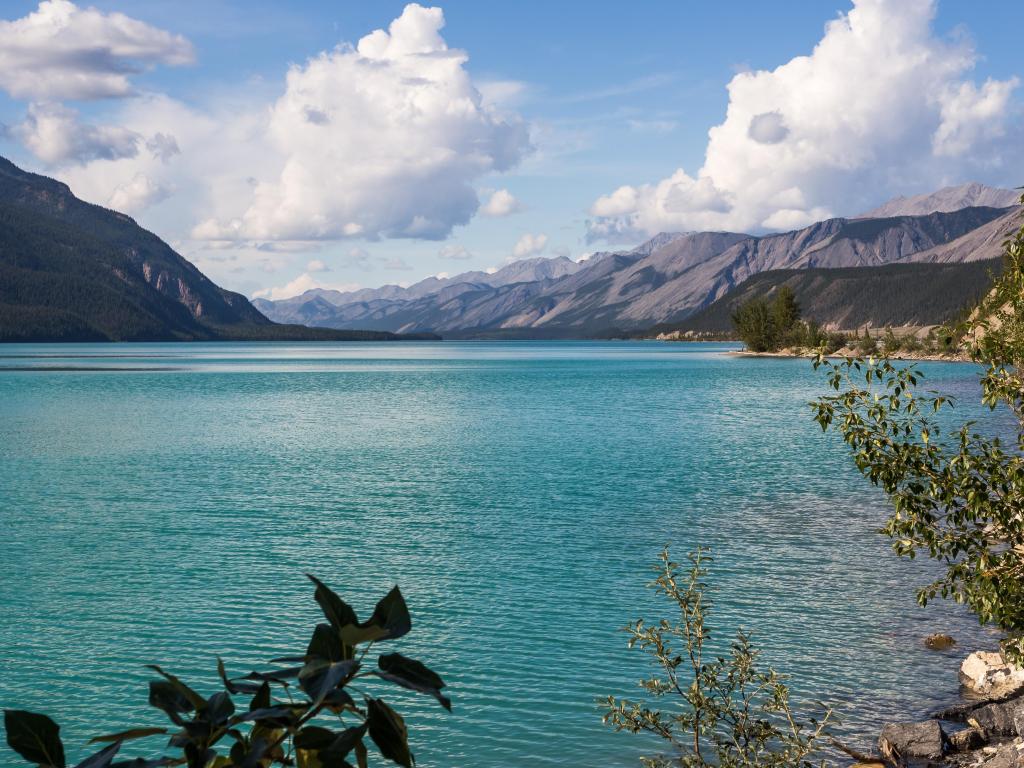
left=107, top=172, right=171, bottom=213
left=252, top=273, right=360, bottom=300
left=0, top=0, right=193, bottom=101
left=191, top=3, right=529, bottom=243
left=627, top=119, right=678, bottom=134
left=513, top=232, right=547, bottom=258
left=17, top=102, right=142, bottom=165
left=746, top=111, right=788, bottom=145
left=587, top=0, right=1022, bottom=242
left=438, top=244, right=473, bottom=260
left=480, top=188, right=521, bottom=217
left=306, top=259, right=330, bottom=272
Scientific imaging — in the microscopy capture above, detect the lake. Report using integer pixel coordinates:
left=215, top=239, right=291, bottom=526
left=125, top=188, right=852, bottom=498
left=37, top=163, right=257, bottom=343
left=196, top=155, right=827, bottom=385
left=0, top=341, right=1003, bottom=766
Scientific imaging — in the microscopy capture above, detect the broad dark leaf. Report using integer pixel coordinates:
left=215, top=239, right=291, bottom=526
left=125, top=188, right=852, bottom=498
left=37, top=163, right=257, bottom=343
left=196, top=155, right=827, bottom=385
left=145, top=667, right=206, bottom=712
left=299, top=660, right=359, bottom=706
left=320, top=688, right=356, bottom=712
left=293, top=726, right=337, bottom=751
left=375, top=654, right=450, bottom=711
left=90, top=728, right=167, bottom=744
left=249, top=682, right=271, bottom=712
left=109, top=759, right=175, bottom=768
left=232, top=706, right=305, bottom=725
left=204, top=692, right=234, bottom=725
left=308, top=575, right=359, bottom=631
left=240, top=667, right=302, bottom=683
left=229, top=737, right=268, bottom=768
left=360, top=589, right=411, bottom=643
left=366, top=698, right=413, bottom=768
left=325, top=724, right=368, bottom=757
left=4, top=710, right=66, bottom=768
left=307, top=622, right=345, bottom=662
left=73, top=741, right=120, bottom=768
left=148, top=681, right=192, bottom=724
left=217, top=657, right=261, bottom=695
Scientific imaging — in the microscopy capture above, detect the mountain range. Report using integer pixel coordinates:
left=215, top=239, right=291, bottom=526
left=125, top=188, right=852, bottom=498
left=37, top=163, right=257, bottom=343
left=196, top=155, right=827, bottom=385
left=0, top=157, right=433, bottom=342
left=256, top=183, right=1022, bottom=336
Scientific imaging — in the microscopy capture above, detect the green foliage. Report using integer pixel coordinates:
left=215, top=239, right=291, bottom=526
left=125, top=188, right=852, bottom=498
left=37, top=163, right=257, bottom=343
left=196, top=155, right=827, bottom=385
left=731, top=298, right=776, bottom=352
left=731, top=287, right=845, bottom=353
left=662, top=259, right=1004, bottom=338
left=3, top=577, right=450, bottom=768
left=812, top=199, right=1024, bottom=662
left=602, top=548, right=832, bottom=768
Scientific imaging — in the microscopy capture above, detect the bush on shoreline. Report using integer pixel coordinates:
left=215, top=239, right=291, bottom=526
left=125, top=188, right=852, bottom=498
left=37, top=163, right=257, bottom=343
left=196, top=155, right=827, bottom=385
left=812, top=198, right=1024, bottom=662
left=602, top=547, right=833, bottom=767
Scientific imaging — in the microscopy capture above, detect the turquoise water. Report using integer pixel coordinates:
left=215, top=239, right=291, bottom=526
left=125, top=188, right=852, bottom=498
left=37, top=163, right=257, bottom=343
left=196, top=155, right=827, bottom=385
left=0, top=341, right=1004, bottom=766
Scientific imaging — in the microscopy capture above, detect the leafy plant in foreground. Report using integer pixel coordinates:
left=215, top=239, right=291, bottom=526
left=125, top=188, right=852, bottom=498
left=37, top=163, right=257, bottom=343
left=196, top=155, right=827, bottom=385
left=3, top=576, right=450, bottom=768
left=812, top=198, right=1024, bottom=661
left=601, top=547, right=832, bottom=767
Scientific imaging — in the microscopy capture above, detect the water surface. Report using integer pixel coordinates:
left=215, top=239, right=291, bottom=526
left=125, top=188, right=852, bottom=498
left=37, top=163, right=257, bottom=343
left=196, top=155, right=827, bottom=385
left=0, top=341, right=1003, bottom=765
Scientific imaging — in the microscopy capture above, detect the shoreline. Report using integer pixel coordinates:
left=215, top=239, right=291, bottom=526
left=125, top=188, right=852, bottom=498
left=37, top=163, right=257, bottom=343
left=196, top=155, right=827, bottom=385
left=726, top=348, right=971, bottom=363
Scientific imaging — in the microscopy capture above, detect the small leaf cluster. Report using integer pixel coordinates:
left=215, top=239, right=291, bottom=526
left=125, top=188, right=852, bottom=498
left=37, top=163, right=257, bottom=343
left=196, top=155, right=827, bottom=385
left=811, top=195, right=1024, bottom=662
left=602, top=548, right=833, bottom=768
left=3, top=576, right=450, bottom=768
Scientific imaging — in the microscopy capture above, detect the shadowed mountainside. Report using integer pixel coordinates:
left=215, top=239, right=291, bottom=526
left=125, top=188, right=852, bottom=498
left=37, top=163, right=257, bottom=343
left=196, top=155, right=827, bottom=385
left=649, top=258, right=1004, bottom=335
left=0, top=157, right=431, bottom=342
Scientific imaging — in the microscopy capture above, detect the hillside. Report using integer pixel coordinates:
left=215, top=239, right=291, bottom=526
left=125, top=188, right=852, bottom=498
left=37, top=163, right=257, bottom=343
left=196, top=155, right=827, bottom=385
left=0, top=157, right=428, bottom=342
left=650, top=258, right=1004, bottom=335
left=256, top=197, right=1019, bottom=336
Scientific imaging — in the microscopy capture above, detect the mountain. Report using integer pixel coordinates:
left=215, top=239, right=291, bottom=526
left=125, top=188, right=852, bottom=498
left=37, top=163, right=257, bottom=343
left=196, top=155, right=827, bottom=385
left=857, top=182, right=1020, bottom=218
left=651, top=258, right=1003, bottom=335
left=0, top=157, right=430, bottom=342
left=257, top=202, right=1019, bottom=336
left=253, top=254, right=584, bottom=325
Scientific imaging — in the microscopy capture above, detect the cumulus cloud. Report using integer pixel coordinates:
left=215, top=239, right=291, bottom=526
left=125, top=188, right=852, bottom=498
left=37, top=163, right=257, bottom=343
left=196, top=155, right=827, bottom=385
left=107, top=172, right=171, bottom=213
left=513, top=232, right=547, bottom=258
left=0, top=0, right=193, bottom=101
left=146, top=132, right=180, bottom=162
left=587, top=0, right=1022, bottom=242
left=480, top=188, right=522, bottom=217
left=438, top=244, right=473, bottom=260
left=306, top=259, right=330, bottom=272
left=747, top=111, right=788, bottom=144
left=252, top=274, right=360, bottom=301
left=192, top=4, right=529, bottom=243
left=17, top=102, right=142, bottom=165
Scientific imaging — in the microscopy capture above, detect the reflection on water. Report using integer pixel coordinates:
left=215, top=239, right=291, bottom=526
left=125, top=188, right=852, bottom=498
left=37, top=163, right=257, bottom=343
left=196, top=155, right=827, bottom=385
left=0, top=341, right=1002, bottom=766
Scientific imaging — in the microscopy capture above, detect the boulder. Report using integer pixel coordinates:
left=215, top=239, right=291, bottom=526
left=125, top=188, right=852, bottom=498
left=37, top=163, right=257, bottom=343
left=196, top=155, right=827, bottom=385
left=879, top=720, right=949, bottom=763
left=948, top=726, right=988, bottom=752
left=925, top=633, right=956, bottom=650
left=960, top=651, right=1024, bottom=697
left=968, top=695, right=1024, bottom=738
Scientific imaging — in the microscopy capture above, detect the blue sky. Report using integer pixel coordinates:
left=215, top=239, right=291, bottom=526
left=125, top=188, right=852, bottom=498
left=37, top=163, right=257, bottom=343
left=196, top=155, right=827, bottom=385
left=0, top=0, right=1021, bottom=299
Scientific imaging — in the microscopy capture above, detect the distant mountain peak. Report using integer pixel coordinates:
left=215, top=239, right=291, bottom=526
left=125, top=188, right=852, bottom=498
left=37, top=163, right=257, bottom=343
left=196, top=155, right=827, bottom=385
left=857, top=182, right=1020, bottom=219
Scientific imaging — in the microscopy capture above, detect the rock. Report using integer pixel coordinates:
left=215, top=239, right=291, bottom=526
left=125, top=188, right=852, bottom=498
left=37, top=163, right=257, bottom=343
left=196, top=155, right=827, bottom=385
left=925, top=633, right=957, bottom=650
left=879, top=720, right=949, bottom=763
left=948, top=727, right=988, bottom=752
left=960, top=651, right=1024, bottom=697
left=968, top=696, right=1024, bottom=737
left=850, top=763, right=886, bottom=768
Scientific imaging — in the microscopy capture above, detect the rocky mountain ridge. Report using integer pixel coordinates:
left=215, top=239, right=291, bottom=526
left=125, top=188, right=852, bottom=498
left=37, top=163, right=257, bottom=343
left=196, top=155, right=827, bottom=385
left=257, top=191, right=1020, bottom=335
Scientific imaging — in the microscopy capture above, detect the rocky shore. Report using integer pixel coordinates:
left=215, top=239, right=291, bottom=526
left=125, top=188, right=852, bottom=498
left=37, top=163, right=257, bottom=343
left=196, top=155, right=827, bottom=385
left=861, top=647, right=1024, bottom=767
left=725, top=347, right=971, bottom=363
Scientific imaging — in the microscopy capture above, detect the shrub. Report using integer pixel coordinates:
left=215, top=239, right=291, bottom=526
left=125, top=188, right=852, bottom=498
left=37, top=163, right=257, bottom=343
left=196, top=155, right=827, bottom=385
left=3, top=577, right=450, bottom=768
left=812, top=198, right=1024, bottom=661
left=601, top=547, right=833, bottom=767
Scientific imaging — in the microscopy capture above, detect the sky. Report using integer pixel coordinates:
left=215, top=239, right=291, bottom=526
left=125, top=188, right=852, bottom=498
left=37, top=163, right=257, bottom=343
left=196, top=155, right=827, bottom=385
left=0, top=0, right=1021, bottom=300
